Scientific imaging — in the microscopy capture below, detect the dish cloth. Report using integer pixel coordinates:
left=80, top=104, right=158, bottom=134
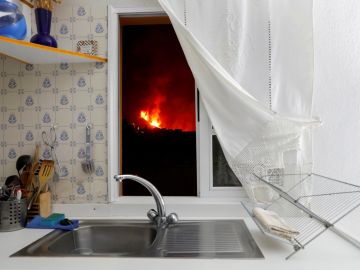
left=26, top=215, right=79, bottom=231
left=253, top=207, right=299, bottom=240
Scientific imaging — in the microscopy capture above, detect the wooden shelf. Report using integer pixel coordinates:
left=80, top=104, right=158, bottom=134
left=0, top=36, right=107, bottom=64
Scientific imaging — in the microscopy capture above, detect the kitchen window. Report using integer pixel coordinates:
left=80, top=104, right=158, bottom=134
left=120, top=16, right=197, bottom=196
left=107, top=7, right=247, bottom=201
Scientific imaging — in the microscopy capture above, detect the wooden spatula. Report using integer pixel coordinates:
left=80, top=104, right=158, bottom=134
left=39, top=160, right=54, bottom=191
left=40, top=160, right=54, bottom=192
left=33, top=160, right=54, bottom=203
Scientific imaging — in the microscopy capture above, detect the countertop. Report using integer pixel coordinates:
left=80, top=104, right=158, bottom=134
left=1, top=216, right=359, bottom=270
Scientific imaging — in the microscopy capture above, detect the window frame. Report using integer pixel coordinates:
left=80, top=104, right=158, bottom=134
left=197, top=92, right=247, bottom=198
left=107, top=4, right=247, bottom=203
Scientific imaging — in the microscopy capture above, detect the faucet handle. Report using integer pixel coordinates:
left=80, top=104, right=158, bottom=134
left=166, top=213, right=179, bottom=225
left=147, top=209, right=159, bottom=222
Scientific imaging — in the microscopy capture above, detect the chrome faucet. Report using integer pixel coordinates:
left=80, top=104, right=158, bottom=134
left=114, top=174, right=178, bottom=227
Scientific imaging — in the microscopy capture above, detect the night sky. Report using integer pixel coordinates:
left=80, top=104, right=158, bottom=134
left=122, top=24, right=196, bottom=132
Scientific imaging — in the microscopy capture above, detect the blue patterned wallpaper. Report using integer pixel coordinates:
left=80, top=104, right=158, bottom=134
left=0, top=1, right=108, bottom=203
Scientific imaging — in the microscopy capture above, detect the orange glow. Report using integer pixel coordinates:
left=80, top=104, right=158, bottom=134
left=140, top=110, right=161, bottom=128
left=150, top=119, right=161, bottom=128
left=140, top=111, right=149, bottom=121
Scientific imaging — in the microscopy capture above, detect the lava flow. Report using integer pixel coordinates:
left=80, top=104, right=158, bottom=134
left=140, top=110, right=161, bottom=128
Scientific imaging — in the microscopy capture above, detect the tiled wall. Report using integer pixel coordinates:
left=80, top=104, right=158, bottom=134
left=0, top=1, right=109, bottom=203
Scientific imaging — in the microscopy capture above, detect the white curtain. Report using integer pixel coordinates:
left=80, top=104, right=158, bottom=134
left=158, top=0, right=320, bottom=203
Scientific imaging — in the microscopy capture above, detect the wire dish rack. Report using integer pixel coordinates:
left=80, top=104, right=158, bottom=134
left=242, top=173, right=360, bottom=259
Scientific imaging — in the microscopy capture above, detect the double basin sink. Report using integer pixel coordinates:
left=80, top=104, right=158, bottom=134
left=12, top=219, right=263, bottom=259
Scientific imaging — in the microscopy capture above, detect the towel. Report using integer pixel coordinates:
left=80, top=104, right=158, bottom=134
left=26, top=215, right=79, bottom=231
left=253, top=207, right=299, bottom=240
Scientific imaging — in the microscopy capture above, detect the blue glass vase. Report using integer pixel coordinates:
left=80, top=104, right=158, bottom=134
left=30, top=8, right=57, bottom=48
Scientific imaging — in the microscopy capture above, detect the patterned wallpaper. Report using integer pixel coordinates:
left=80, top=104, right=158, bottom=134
left=0, top=1, right=109, bottom=203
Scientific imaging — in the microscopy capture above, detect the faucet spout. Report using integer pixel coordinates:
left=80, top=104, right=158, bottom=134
left=114, top=174, right=178, bottom=227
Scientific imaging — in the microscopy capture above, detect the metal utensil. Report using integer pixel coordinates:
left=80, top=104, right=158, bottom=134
left=42, top=127, right=60, bottom=172
left=5, top=175, right=21, bottom=200
left=81, top=124, right=94, bottom=174
left=27, top=186, right=39, bottom=210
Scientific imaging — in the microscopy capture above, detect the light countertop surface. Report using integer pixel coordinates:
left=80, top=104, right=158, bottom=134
left=0, top=215, right=359, bottom=270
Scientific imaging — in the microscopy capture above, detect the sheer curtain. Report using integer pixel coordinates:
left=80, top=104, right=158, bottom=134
left=158, top=0, right=320, bottom=203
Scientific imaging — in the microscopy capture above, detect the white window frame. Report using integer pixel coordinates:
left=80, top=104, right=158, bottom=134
left=107, top=3, right=247, bottom=203
left=198, top=94, right=246, bottom=198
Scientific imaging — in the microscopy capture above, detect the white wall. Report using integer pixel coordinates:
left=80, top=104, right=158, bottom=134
left=313, top=0, right=360, bottom=233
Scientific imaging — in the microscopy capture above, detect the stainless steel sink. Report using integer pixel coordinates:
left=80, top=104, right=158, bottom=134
left=49, top=224, right=157, bottom=255
left=12, top=220, right=263, bottom=259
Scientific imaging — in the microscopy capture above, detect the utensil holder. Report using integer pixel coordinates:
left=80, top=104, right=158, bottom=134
left=27, top=191, right=52, bottom=220
left=0, top=198, right=27, bottom=232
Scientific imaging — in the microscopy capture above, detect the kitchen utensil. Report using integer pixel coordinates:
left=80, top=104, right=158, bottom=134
left=34, top=143, right=40, bottom=163
left=39, top=160, right=54, bottom=192
left=20, top=162, right=33, bottom=191
left=27, top=160, right=55, bottom=219
left=16, top=189, right=22, bottom=201
left=37, top=160, right=54, bottom=195
left=5, top=175, right=21, bottom=189
left=81, top=124, right=95, bottom=174
left=27, top=161, right=42, bottom=210
left=33, top=160, right=42, bottom=175
left=42, top=127, right=60, bottom=171
left=27, top=204, right=40, bottom=220
left=28, top=160, right=41, bottom=196
left=24, top=144, right=41, bottom=199
left=5, top=175, right=21, bottom=200
left=27, top=186, right=39, bottom=210
left=28, top=160, right=54, bottom=210
left=16, top=155, right=32, bottom=177
left=39, top=191, right=51, bottom=218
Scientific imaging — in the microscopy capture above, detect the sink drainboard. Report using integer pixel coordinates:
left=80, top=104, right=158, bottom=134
left=158, top=222, right=245, bottom=254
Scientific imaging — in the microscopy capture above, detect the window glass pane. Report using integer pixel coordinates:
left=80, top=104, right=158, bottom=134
left=212, top=135, right=241, bottom=187
left=121, top=20, right=197, bottom=196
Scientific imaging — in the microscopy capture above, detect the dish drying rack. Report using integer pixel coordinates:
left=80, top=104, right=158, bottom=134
left=242, top=173, right=360, bottom=259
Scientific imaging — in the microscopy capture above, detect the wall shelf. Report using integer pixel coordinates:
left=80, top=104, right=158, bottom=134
left=0, top=36, right=107, bottom=64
